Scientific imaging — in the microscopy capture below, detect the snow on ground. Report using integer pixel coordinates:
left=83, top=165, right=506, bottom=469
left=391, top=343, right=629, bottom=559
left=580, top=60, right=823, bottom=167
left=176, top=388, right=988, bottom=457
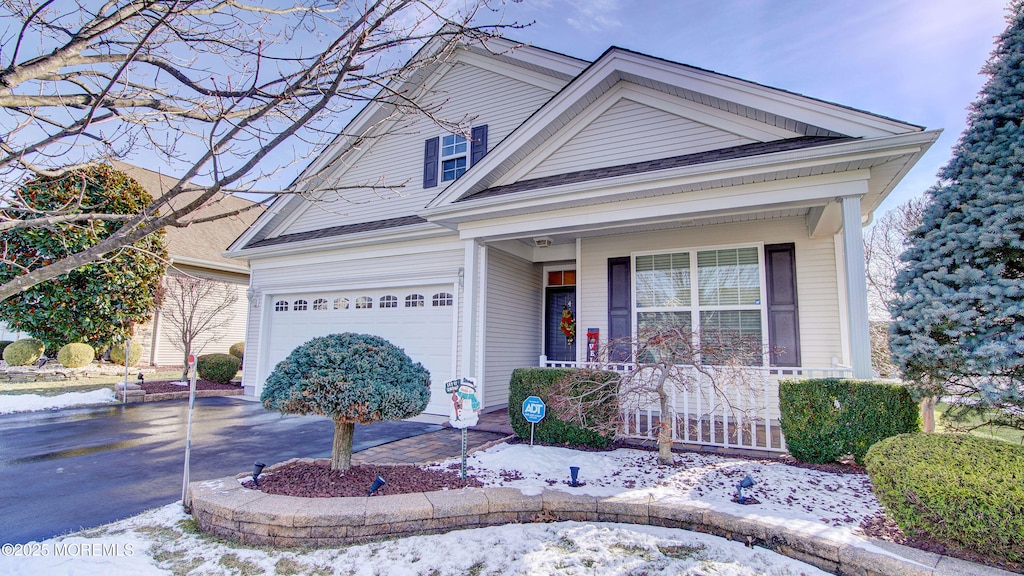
left=0, top=388, right=117, bottom=414
left=0, top=502, right=831, bottom=576
left=435, top=443, right=882, bottom=546
left=0, top=442, right=894, bottom=575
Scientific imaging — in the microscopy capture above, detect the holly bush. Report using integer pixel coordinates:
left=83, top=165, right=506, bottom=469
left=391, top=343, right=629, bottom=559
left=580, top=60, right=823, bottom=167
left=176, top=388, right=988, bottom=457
left=0, top=165, right=167, bottom=351
left=197, top=353, right=240, bottom=383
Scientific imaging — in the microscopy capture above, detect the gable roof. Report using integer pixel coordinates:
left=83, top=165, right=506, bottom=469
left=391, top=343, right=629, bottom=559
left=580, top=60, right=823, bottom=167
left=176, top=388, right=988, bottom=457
left=113, top=162, right=263, bottom=273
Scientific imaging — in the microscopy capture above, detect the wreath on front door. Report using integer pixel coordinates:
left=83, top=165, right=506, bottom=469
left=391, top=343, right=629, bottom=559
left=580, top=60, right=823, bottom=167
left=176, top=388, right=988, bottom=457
left=559, top=304, right=576, bottom=346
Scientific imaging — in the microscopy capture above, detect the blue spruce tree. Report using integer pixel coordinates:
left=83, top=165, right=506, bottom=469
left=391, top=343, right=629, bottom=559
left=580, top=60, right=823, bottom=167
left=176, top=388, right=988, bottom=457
left=890, top=2, right=1024, bottom=430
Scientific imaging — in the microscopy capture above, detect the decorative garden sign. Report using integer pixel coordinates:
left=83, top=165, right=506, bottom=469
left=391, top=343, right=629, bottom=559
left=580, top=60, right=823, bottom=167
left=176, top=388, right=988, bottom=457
left=446, top=377, right=480, bottom=428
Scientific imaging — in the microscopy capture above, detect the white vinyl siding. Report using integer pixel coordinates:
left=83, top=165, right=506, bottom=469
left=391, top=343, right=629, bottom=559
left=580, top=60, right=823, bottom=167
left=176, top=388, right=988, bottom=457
left=277, top=61, right=556, bottom=236
left=526, top=98, right=755, bottom=180
left=142, top=266, right=249, bottom=368
left=484, top=247, right=542, bottom=408
left=579, top=217, right=843, bottom=369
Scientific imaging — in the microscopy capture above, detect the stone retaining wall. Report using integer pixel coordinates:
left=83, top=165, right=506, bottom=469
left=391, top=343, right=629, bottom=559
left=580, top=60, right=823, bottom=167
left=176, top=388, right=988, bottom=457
left=187, top=477, right=1009, bottom=576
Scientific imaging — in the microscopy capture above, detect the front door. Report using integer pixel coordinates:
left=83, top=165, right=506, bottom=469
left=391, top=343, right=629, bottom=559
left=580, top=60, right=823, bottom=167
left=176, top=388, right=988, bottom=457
left=545, top=287, right=576, bottom=362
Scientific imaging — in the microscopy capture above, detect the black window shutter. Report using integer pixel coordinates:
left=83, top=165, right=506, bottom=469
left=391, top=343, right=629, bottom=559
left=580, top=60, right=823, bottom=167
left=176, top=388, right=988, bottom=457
left=423, top=137, right=439, bottom=188
left=470, top=125, right=488, bottom=166
left=764, top=243, right=801, bottom=367
left=608, top=257, right=632, bottom=362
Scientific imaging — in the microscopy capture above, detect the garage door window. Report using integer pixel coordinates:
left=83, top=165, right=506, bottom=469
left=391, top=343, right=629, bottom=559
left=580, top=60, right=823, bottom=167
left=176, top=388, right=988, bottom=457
left=406, top=294, right=424, bottom=307
left=333, top=297, right=349, bottom=310
left=293, top=299, right=308, bottom=311
left=356, top=296, right=372, bottom=309
left=312, top=298, right=328, bottom=311
left=380, top=295, right=398, bottom=308
left=275, top=300, right=288, bottom=312
left=432, top=292, right=453, bottom=307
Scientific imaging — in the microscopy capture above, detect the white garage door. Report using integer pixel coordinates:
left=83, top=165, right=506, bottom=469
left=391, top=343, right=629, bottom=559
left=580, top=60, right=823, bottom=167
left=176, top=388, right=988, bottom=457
left=264, top=285, right=456, bottom=415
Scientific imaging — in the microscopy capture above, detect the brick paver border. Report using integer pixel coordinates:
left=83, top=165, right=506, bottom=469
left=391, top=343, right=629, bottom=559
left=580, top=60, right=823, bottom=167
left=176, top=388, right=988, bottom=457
left=186, top=474, right=1010, bottom=576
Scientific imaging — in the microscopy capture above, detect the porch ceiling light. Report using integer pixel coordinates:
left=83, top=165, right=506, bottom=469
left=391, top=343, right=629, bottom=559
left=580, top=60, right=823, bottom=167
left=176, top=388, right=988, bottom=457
left=533, top=236, right=553, bottom=248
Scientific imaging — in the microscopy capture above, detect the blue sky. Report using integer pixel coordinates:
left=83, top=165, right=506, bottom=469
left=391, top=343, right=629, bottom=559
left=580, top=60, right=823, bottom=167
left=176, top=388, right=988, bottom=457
left=495, top=0, right=1010, bottom=215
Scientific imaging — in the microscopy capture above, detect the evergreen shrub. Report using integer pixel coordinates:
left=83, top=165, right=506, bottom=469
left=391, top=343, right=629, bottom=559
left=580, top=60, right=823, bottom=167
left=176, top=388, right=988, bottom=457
left=57, top=342, right=95, bottom=368
left=509, top=367, right=619, bottom=449
left=3, top=338, right=45, bottom=366
left=109, top=341, right=143, bottom=366
left=865, top=433, right=1024, bottom=565
left=779, top=378, right=919, bottom=464
left=197, top=353, right=241, bottom=384
left=228, top=341, right=244, bottom=361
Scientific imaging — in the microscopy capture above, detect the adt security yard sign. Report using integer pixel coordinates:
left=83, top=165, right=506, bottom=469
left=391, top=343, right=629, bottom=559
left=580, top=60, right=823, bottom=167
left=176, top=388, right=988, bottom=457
left=522, top=396, right=546, bottom=446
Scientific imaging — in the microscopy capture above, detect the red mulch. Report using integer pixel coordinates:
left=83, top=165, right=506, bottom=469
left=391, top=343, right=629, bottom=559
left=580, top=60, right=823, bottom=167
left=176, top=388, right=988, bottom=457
left=140, top=379, right=241, bottom=394
left=242, top=462, right=482, bottom=497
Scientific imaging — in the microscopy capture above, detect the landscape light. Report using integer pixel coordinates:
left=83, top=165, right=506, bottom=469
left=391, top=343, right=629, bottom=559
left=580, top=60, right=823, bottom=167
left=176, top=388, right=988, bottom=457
left=735, top=475, right=756, bottom=504
left=569, top=466, right=581, bottom=487
left=252, top=462, right=266, bottom=487
left=368, top=475, right=387, bottom=496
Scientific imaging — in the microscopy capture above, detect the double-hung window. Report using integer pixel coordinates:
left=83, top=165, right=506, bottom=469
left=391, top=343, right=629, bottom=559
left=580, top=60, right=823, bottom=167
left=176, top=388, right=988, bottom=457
left=440, top=134, right=468, bottom=182
left=634, top=246, right=765, bottom=365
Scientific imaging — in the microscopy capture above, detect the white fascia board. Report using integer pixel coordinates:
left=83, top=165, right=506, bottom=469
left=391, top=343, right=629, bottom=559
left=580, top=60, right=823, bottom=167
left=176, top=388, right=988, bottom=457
left=426, top=132, right=934, bottom=224
left=232, top=223, right=454, bottom=260
left=607, top=50, right=922, bottom=137
left=457, top=49, right=571, bottom=92
left=453, top=175, right=870, bottom=241
left=474, top=40, right=589, bottom=78
left=171, top=255, right=250, bottom=275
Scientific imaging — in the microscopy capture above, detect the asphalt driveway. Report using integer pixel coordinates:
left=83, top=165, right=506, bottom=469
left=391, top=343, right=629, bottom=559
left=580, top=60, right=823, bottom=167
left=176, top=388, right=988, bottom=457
left=0, top=396, right=441, bottom=544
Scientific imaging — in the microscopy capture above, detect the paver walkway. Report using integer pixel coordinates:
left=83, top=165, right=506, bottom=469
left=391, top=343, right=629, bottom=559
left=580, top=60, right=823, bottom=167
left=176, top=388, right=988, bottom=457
left=353, top=408, right=513, bottom=465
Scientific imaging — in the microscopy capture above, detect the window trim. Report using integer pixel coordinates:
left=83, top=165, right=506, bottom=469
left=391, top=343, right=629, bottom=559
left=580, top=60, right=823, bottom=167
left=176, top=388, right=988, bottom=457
left=630, top=242, right=769, bottom=365
left=439, top=132, right=469, bottom=182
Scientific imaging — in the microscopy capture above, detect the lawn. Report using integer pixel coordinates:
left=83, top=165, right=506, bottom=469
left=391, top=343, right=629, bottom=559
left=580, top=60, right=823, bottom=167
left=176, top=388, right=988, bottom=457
left=934, top=401, right=1024, bottom=445
left=0, top=370, right=184, bottom=397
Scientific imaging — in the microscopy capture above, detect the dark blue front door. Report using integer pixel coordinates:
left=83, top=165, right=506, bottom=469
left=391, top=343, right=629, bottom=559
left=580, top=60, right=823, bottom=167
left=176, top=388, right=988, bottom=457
left=545, top=287, right=576, bottom=362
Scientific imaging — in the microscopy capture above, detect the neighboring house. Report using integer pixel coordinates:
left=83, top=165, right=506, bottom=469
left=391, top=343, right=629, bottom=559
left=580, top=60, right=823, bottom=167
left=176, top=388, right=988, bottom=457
left=116, top=163, right=263, bottom=367
left=227, top=37, right=938, bottom=452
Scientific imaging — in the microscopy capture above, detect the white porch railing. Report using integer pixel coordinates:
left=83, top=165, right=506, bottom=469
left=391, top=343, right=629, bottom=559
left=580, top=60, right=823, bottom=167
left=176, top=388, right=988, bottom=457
left=539, top=356, right=853, bottom=453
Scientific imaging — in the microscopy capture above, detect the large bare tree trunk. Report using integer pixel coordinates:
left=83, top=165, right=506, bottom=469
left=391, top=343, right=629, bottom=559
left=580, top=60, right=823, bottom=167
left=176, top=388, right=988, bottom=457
left=332, top=420, right=356, bottom=471
left=920, top=396, right=936, bottom=433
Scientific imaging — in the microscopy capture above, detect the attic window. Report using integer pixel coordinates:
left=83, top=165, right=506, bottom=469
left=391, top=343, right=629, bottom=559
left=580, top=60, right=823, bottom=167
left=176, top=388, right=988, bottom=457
left=441, top=134, right=468, bottom=182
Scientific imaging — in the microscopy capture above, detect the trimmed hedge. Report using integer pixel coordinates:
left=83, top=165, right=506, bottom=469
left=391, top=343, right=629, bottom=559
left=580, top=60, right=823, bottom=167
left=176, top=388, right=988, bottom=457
left=779, top=378, right=918, bottom=464
left=197, top=353, right=241, bottom=384
left=509, top=367, right=619, bottom=449
left=57, top=342, right=95, bottom=368
left=3, top=338, right=45, bottom=366
left=865, top=433, right=1024, bottom=565
left=109, top=341, right=143, bottom=366
left=228, top=342, right=244, bottom=362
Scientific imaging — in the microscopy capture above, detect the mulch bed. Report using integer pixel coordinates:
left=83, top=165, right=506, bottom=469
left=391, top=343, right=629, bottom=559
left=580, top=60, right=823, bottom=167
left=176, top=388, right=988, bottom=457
left=242, top=462, right=482, bottom=497
left=140, top=379, right=241, bottom=394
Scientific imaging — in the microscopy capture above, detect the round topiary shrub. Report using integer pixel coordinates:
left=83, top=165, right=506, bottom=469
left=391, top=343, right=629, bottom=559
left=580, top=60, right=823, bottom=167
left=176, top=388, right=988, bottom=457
left=3, top=338, right=45, bottom=366
left=109, top=341, right=143, bottom=366
left=261, top=333, right=430, bottom=471
left=228, top=341, right=244, bottom=362
left=57, top=342, right=95, bottom=368
left=197, top=353, right=241, bottom=384
left=865, top=433, right=1024, bottom=566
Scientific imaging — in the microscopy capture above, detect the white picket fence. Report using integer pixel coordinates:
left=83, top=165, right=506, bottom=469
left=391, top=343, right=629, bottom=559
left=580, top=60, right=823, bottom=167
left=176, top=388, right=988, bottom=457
left=540, top=356, right=852, bottom=452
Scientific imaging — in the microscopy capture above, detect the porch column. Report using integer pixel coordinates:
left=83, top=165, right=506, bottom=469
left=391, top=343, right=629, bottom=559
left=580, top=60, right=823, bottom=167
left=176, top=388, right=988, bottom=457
left=839, top=195, right=872, bottom=378
left=461, top=239, right=480, bottom=378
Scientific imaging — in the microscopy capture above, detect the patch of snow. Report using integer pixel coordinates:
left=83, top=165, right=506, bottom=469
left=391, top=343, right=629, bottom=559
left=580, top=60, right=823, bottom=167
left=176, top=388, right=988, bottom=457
left=0, top=388, right=117, bottom=414
left=0, top=503, right=830, bottom=576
